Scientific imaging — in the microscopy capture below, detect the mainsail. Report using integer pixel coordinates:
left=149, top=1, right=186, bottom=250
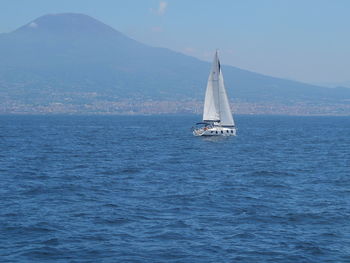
left=203, top=51, right=234, bottom=127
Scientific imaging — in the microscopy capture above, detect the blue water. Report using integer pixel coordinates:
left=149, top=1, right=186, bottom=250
left=0, top=115, right=349, bottom=262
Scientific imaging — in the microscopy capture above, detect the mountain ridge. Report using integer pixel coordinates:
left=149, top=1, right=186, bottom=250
left=0, top=13, right=349, bottom=114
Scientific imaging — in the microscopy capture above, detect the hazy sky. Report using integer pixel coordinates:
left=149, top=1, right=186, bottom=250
left=1, top=0, right=349, bottom=85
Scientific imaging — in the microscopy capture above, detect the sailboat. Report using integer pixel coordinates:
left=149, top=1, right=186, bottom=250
left=193, top=50, right=236, bottom=136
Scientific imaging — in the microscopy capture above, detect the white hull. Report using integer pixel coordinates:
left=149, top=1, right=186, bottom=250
left=193, top=126, right=236, bottom=136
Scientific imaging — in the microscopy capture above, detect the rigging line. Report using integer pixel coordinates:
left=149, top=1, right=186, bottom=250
left=217, top=55, right=221, bottom=126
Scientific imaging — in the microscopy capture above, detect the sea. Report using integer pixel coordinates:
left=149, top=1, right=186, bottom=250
left=0, top=114, right=349, bottom=262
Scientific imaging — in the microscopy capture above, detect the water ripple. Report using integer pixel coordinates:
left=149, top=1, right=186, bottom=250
left=0, top=115, right=349, bottom=262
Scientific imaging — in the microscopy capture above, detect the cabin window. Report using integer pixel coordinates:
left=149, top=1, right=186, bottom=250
left=231, top=130, right=233, bottom=133
left=216, top=131, right=218, bottom=134
left=221, top=131, right=223, bottom=134
left=226, top=130, right=229, bottom=133
left=211, top=131, right=213, bottom=133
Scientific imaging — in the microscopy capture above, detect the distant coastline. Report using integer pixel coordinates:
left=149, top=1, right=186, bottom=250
left=1, top=99, right=349, bottom=116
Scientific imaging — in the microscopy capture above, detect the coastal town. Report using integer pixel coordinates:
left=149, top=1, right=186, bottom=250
left=1, top=94, right=349, bottom=116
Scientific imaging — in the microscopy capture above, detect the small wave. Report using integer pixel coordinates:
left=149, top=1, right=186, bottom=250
left=150, top=231, right=186, bottom=241
left=20, top=247, right=62, bottom=259
left=41, top=238, right=59, bottom=246
left=165, top=220, right=189, bottom=229
left=248, top=170, right=297, bottom=177
left=233, top=232, right=256, bottom=239
left=119, top=168, right=141, bottom=174
left=295, top=242, right=325, bottom=255
left=103, top=203, right=119, bottom=208
left=100, top=217, right=131, bottom=225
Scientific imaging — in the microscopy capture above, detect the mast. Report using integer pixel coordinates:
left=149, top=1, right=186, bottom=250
left=203, top=51, right=221, bottom=123
left=216, top=50, right=221, bottom=126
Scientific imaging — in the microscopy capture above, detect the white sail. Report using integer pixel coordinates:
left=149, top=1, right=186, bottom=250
left=203, top=51, right=234, bottom=126
left=203, top=52, right=220, bottom=122
left=218, top=68, right=235, bottom=126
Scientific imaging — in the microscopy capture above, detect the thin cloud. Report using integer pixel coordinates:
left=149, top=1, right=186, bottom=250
left=150, top=1, right=168, bottom=16
left=28, top=22, right=38, bottom=28
left=158, top=1, right=167, bottom=15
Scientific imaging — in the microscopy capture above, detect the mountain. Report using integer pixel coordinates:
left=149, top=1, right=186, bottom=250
left=0, top=13, right=207, bottom=99
left=0, top=13, right=349, bottom=114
